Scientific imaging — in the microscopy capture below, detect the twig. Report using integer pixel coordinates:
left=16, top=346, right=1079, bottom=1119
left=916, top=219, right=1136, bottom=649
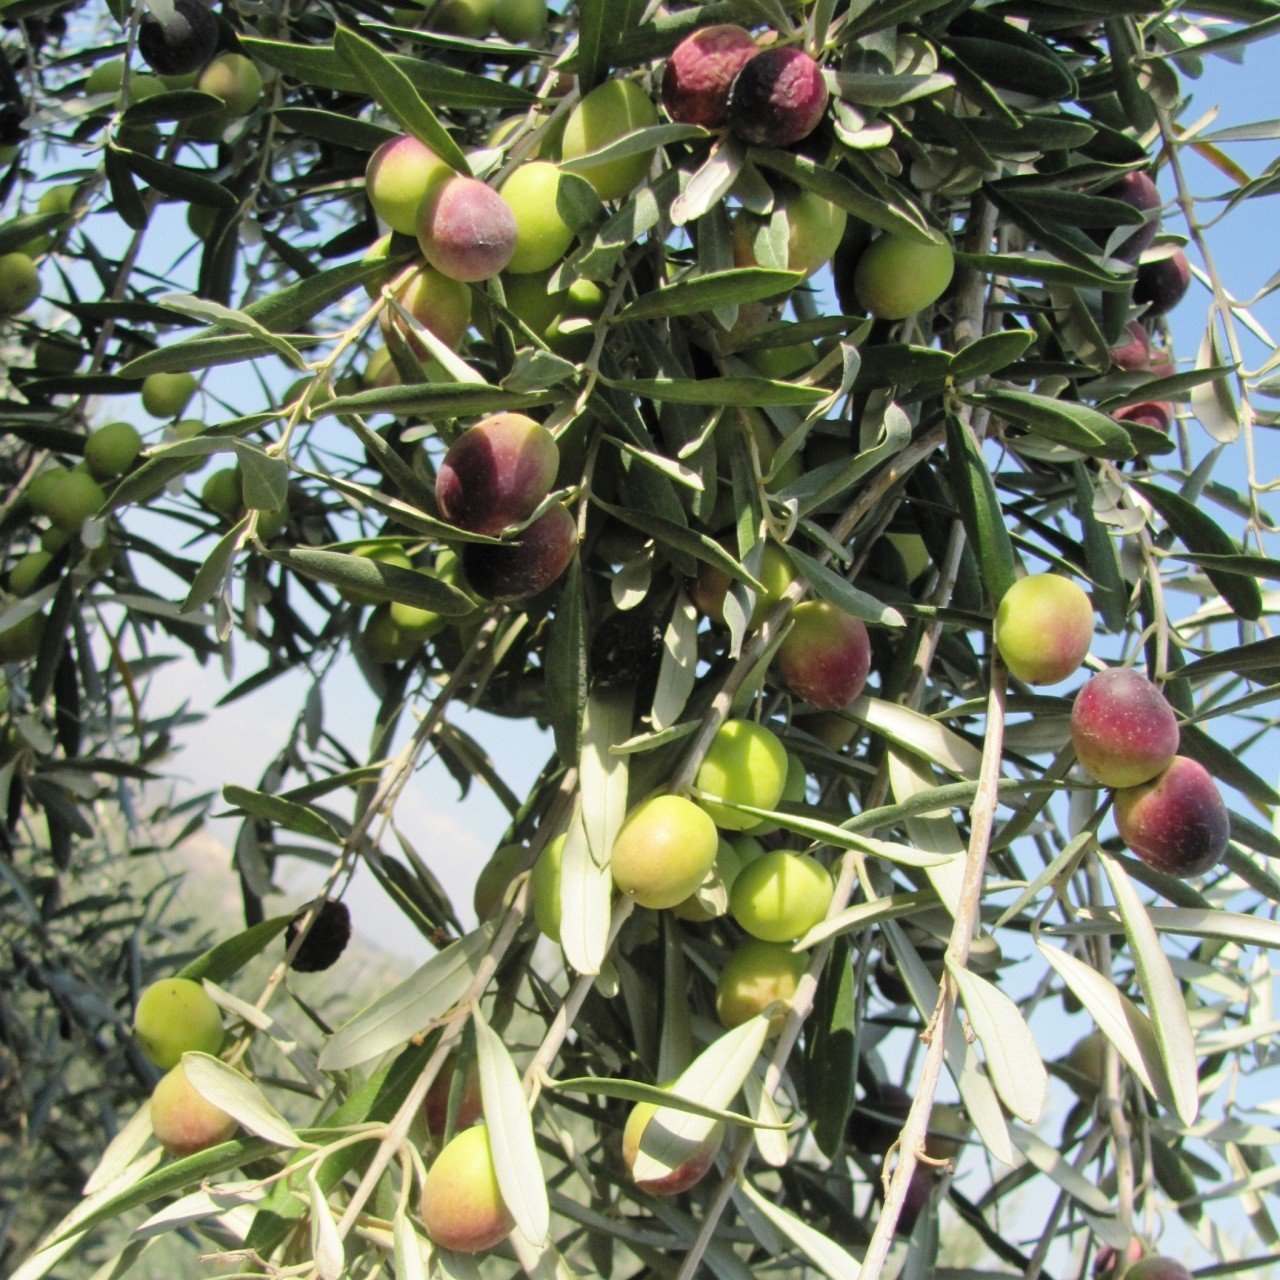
left=333, top=877, right=533, bottom=1239
left=523, top=897, right=634, bottom=1108
left=228, top=612, right=507, bottom=1062
left=1155, top=105, right=1262, bottom=539
left=855, top=661, right=1007, bottom=1279
left=327, top=764, right=579, bottom=1241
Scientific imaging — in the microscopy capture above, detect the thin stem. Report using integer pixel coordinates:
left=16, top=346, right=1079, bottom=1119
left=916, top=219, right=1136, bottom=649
left=524, top=897, right=634, bottom=1108
left=330, top=765, right=579, bottom=1242
left=855, top=662, right=1007, bottom=1280
left=1156, top=105, right=1262, bottom=538
left=227, top=612, right=507, bottom=1066
left=333, top=879, right=533, bottom=1240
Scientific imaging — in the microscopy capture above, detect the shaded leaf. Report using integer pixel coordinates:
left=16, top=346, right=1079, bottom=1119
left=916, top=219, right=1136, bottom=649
left=614, top=268, right=803, bottom=322
left=222, top=785, right=340, bottom=843
left=752, top=148, right=941, bottom=245
left=603, top=374, right=827, bottom=408
left=576, top=0, right=646, bottom=90
left=945, top=414, right=1016, bottom=605
left=264, top=548, right=476, bottom=615
left=782, top=544, right=906, bottom=628
left=544, top=557, right=588, bottom=765
left=177, top=915, right=293, bottom=984
left=115, top=147, right=237, bottom=209
left=971, top=389, right=1136, bottom=459
left=949, top=328, right=1035, bottom=383
left=333, top=27, right=470, bottom=173
left=738, top=1179, right=862, bottom=1280
left=1132, top=479, right=1263, bottom=621
left=580, top=687, right=630, bottom=867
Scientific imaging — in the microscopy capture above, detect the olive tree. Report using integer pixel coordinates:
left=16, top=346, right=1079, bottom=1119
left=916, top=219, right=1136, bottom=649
left=4, top=0, right=1280, bottom=1278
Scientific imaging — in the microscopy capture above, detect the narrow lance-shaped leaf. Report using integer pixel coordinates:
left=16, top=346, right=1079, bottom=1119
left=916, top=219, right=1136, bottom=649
left=658, top=915, right=693, bottom=1083
left=782, top=544, right=906, bottom=628
left=333, top=27, right=470, bottom=173
left=602, top=374, right=828, bottom=408
left=798, top=890, right=935, bottom=951
left=945, top=413, right=1016, bottom=606
left=650, top=591, right=698, bottom=731
left=82, top=1104, right=155, bottom=1197
left=393, top=1213, right=428, bottom=1280
left=183, top=518, right=248, bottom=614
left=631, top=1015, right=770, bottom=1187
left=116, top=147, right=238, bottom=209
left=884, top=920, right=1015, bottom=1166
left=233, top=442, right=289, bottom=510
left=19, top=1139, right=276, bottom=1279
left=544, top=558, right=587, bottom=765
left=738, top=1179, right=862, bottom=1280
left=743, top=1069, right=789, bottom=1167
left=134, top=1187, right=246, bottom=1239
left=591, top=496, right=764, bottom=592
left=575, top=0, right=646, bottom=91
left=1062, top=904, right=1280, bottom=952
left=947, top=960, right=1047, bottom=1124
left=177, top=915, right=293, bottom=984
left=473, top=1006, right=550, bottom=1246
left=579, top=686, right=630, bottom=867
left=851, top=695, right=984, bottom=776
left=273, top=108, right=398, bottom=151
left=320, top=926, right=493, bottom=1069
left=1131, top=478, right=1263, bottom=622
left=805, top=934, right=857, bottom=1157
left=670, top=139, right=745, bottom=226
left=969, top=388, right=1136, bottom=459
left=949, top=327, right=1035, bottom=383
left=1099, top=853, right=1200, bottom=1124
left=752, top=147, right=941, bottom=245
left=613, top=268, right=804, bottom=322
left=1008, top=1125, right=1122, bottom=1229
left=1036, top=937, right=1178, bottom=1114
left=1073, top=461, right=1127, bottom=632
left=688, top=794, right=956, bottom=869
left=559, top=810, right=612, bottom=978
left=322, top=382, right=557, bottom=420
left=264, top=548, right=477, bottom=615
left=222, top=785, right=340, bottom=843
left=308, top=1172, right=345, bottom=1280
left=158, top=294, right=306, bottom=370
left=544, top=1076, right=786, bottom=1128
left=181, top=1053, right=303, bottom=1149
left=243, top=35, right=536, bottom=109
left=1190, top=313, right=1240, bottom=443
